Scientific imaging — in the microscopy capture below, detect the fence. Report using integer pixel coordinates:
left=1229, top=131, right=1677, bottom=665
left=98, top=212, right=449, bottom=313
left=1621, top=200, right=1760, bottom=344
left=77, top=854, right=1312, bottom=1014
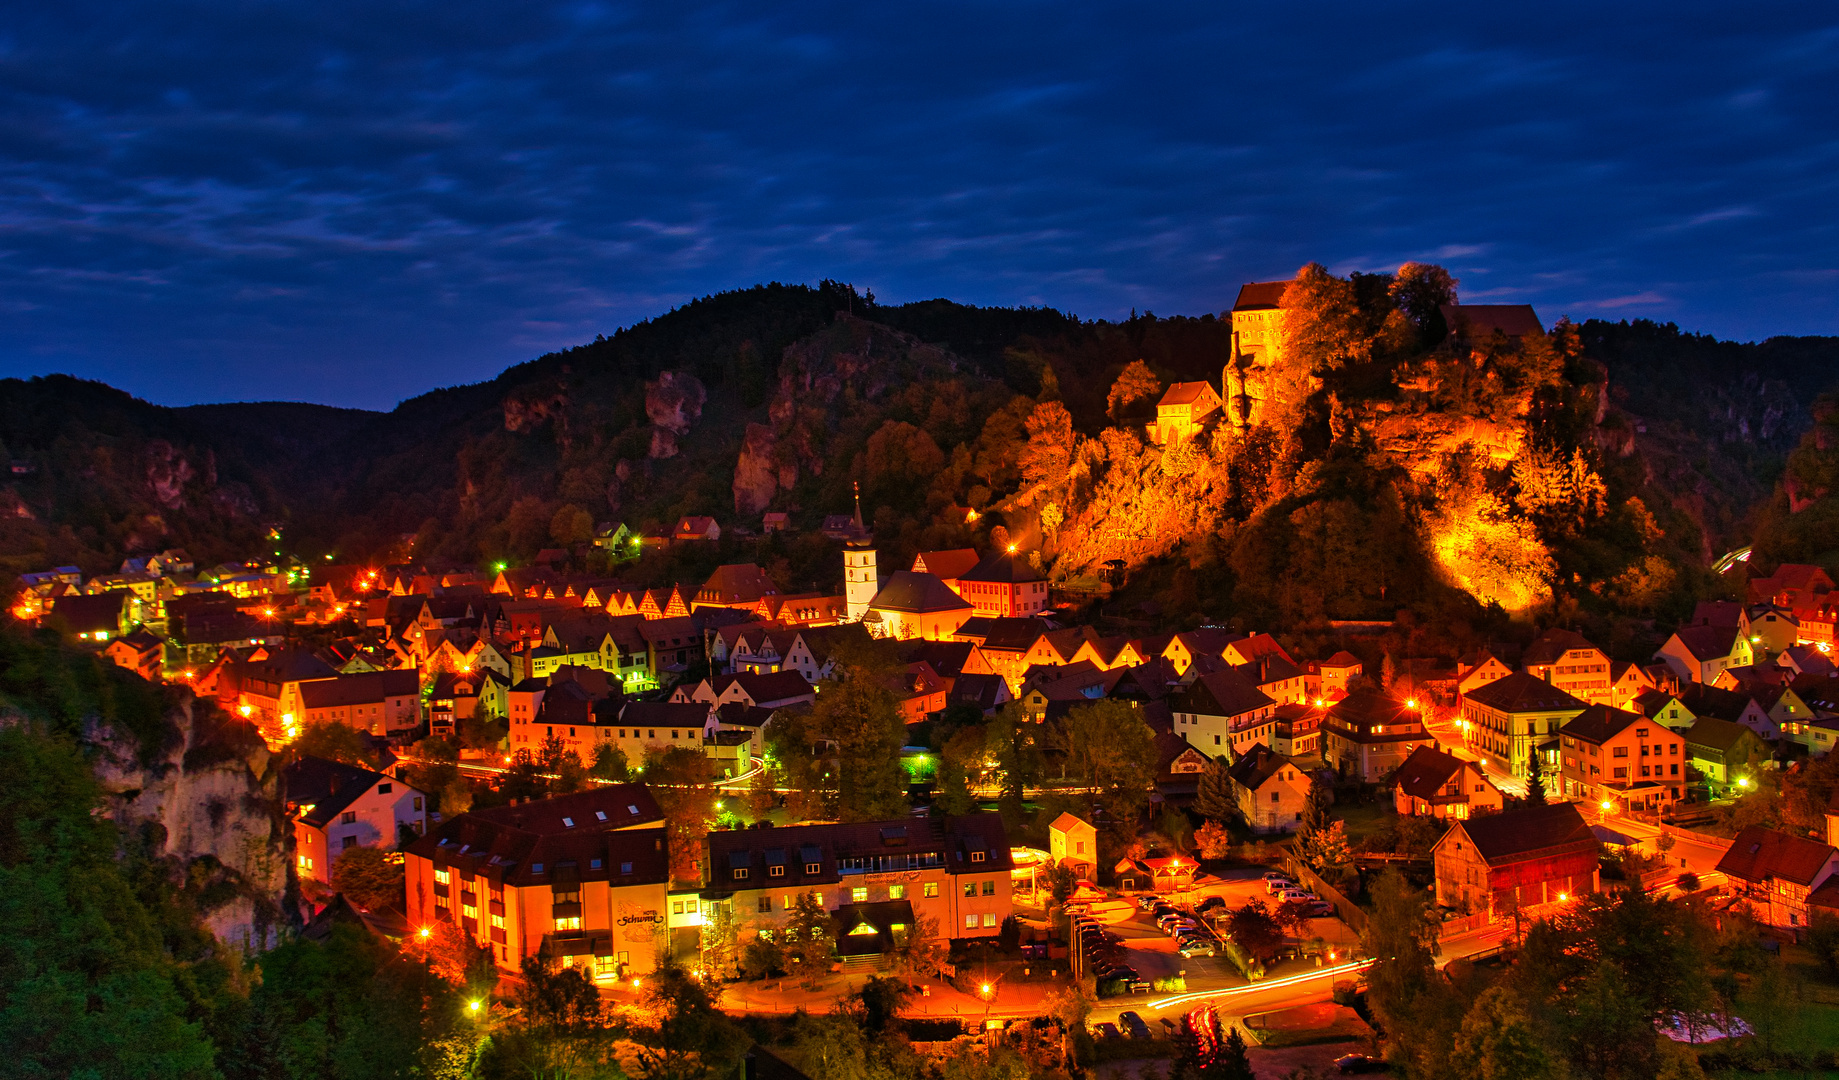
left=1279, top=853, right=1368, bottom=935
left=1437, top=912, right=1490, bottom=940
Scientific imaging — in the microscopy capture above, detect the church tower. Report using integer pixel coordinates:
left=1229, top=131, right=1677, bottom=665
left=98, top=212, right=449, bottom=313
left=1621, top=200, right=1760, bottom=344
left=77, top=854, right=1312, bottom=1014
left=843, top=482, right=878, bottom=624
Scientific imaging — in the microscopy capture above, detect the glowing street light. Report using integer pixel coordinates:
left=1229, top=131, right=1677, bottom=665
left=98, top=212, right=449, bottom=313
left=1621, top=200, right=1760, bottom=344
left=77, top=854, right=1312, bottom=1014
left=418, top=926, right=433, bottom=940
left=468, top=1000, right=483, bottom=1013
left=1599, top=800, right=1615, bottom=814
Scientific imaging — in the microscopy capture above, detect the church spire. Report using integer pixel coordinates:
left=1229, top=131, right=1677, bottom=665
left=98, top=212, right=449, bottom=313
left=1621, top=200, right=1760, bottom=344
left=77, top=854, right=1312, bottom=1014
left=852, top=480, right=864, bottom=531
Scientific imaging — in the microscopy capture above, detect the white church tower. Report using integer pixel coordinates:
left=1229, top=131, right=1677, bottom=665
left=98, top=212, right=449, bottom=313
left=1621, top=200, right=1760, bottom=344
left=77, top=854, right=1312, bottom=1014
left=843, top=482, right=878, bottom=624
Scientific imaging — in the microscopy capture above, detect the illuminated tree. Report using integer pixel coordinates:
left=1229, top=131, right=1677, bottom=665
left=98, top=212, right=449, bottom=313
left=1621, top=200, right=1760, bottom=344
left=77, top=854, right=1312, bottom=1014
left=1227, top=900, right=1285, bottom=964
left=1194, top=820, right=1233, bottom=860
left=783, top=893, right=836, bottom=984
left=1019, top=400, right=1076, bottom=489
left=1389, top=262, right=1459, bottom=346
left=1282, top=263, right=1370, bottom=372
left=1107, top=360, right=1163, bottom=420
left=890, top=914, right=946, bottom=978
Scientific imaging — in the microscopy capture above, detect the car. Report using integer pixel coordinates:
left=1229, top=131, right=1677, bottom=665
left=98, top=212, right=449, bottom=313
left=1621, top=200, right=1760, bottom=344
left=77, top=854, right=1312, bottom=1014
left=1262, top=870, right=1290, bottom=882
left=1306, top=901, right=1334, bottom=918
left=1137, top=895, right=1164, bottom=911
left=1195, top=895, right=1226, bottom=913
left=1098, top=967, right=1140, bottom=983
left=1277, top=889, right=1317, bottom=904
left=1094, top=1022, right=1122, bottom=1040
left=1165, top=920, right=1199, bottom=936
left=1118, top=1012, right=1152, bottom=1039
left=1155, top=912, right=1186, bottom=927
left=1179, top=942, right=1218, bottom=958
left=1265, top=877, right=1296, bottom=894
left=1333, top=1052, right=1388, bottom=1073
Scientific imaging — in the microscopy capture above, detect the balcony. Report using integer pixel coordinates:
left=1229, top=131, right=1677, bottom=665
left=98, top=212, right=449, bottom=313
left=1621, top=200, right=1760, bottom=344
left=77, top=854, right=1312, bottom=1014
left=552, top=901, right=583, bottom=920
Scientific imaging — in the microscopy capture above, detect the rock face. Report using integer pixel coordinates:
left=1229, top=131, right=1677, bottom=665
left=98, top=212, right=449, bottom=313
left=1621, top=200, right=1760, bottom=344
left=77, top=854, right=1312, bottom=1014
left=85, top=698, right=297, bottom=953
left=732, top=423, right=783, bottom=516
left=645, top=371, right=706, bottom=460
left=503, top=390, right=569, bottom=433
left=145, top=440, right=195, bottom=510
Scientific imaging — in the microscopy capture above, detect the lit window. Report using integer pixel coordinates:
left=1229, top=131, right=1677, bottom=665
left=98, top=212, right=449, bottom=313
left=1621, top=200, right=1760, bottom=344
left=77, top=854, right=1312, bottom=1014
left=924, top=882, right=938, bottom=898
left=852, top=887, right=868, bottom=903
left=555, top=916, right=582, bottom=930
left=888, top=884, right=906, bottom=900
left=965, top=915, right=978, bottom=929
left=983, top=913, right=998, bottom=928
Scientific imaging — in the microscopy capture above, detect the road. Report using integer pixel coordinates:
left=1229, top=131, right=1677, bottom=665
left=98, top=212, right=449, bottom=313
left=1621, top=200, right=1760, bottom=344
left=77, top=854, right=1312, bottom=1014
left=1419, top=708, right=1526, bottom=797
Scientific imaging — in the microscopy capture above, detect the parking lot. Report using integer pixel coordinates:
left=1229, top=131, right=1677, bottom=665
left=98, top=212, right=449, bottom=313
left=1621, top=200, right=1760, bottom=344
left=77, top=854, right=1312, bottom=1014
left=1070, top=864, right=1358, bottom=1004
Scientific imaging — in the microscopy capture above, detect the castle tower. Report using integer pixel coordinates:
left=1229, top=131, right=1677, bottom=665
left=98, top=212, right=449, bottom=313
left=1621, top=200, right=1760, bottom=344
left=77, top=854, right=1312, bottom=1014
left=844, top=482, right=878, bottom=624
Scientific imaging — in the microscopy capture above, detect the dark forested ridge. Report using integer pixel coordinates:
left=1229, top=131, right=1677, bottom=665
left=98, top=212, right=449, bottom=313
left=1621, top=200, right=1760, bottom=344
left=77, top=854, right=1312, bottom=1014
left=2, top=281, right=1836, bottom=598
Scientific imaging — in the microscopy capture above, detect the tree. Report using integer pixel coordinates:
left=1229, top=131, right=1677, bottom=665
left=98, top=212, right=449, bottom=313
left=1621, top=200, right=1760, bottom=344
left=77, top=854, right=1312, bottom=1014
left=1050, top=699, right=1158, bottom=843
left=630, top=964, right=750, bottom=1080
left=1524, top=762, right=1547, bottom=806
left=784, top=892, right=835, bottom=984
left=1194, top=756, right=1237, bottom=823
left=1018, top=400, right=1076, bottom=490
left=1448, top=986, right=1561, bottom=1080
left=1107, top=360, right=1163, bottom=420
left=331, top=844, right=405, bottom=911
left=506, top=946, right=616, bottom=1080
left=1209, top=1024, right=1254, bottom=1080
left=1282, top=263, right=1371, bottom=372
left=770, top=653, right=909, bottom=821
left=891, top=913, right=947, bottom=979
left=589, top=740, right=629, bottom=782
left=701, top=901, right=740, bottom=981
left=1361, top=869, right=1461, bottom=1076
left=740, top=932, right=784, bottom=980
left=851, top=975, right=914, bottom=1035
left=1808, top=909, right=1839, bottom=980
left=1194, top=820, right=1233, bottom=860
left=642, top=745, right=718, bottom=883
left=1045, top=862, right=1079, bottom=908
left=549, top=503, right=594, bottom=547
left=291, top=718, right=377, bottom=767
left=1226, top=900, right=1285, bottom=965
left=1388, top=262, right=1458, bottom=347
left=1300, top=819, right=1352, bottom=879
left=539, top=732, right=588, bottom=795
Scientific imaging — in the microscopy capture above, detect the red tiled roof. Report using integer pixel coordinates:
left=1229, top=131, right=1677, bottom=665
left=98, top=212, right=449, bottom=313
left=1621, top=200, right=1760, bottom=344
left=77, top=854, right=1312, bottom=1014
left=1232, top=281, right=1290, bottom=311
left=1717, top=825, right=1837, bottom=887
left=1454, top=802, right=1596, bottom=865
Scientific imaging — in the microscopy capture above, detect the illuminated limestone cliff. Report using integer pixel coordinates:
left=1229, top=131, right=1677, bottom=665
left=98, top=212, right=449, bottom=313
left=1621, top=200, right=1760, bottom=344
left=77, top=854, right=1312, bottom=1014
left=1030, top=264, right=1607, bottom=615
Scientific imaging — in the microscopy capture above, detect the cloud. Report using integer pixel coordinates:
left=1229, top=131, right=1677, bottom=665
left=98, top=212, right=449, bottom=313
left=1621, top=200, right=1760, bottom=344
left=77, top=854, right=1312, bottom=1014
left=0, top=1, right=1833, bottom=408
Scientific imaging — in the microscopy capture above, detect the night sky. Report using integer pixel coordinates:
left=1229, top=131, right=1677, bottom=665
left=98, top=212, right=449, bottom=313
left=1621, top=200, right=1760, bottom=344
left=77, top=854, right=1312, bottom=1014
left=1, top=3, right=1835, bottom=411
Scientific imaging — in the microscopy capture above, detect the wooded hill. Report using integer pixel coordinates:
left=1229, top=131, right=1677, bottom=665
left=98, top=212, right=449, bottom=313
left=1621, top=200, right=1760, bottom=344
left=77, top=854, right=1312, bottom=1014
left=2, top=275, right=1836, bottom=642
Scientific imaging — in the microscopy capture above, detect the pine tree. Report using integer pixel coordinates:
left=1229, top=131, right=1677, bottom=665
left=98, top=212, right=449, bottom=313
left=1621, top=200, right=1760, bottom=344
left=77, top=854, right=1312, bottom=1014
left=1194, top=755, right=1237, bottom=823
left=1525, top=763, right=1547, bottom=806
left=1209, top=1025, right=1255, bottom=1080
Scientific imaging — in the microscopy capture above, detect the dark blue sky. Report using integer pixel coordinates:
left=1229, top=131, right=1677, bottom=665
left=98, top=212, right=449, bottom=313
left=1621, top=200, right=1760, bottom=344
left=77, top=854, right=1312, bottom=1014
left=2, top=2, right=1835, bottom=410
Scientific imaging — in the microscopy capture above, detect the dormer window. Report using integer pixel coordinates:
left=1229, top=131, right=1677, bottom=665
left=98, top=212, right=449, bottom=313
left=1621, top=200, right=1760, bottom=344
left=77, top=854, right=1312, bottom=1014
left=734, top=868, right=749, bottom=880
left=532, top=863, right=545, bottom=874
left=595, top=811, right=607, bottom=821
left=628, top=805, right=640, bottom=816
left=971, top=851, right=986, bottom=863
left=562, top=817, right=575, bottom=828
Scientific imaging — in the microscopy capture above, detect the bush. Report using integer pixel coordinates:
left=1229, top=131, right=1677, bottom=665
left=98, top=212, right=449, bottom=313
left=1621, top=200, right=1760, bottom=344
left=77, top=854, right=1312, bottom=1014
left=1151, top=976, right=1187, bottom=993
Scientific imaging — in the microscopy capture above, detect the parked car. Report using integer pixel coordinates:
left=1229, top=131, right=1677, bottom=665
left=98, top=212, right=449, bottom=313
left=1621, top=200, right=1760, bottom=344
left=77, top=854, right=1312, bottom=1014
left=1334, top=1052, right=1388, bottom=1073
left=1306, top=901, right=1334, bottom=918
left=1277, top=889, right=1317, bottom=903
left=1118, top=1012, right=1152, bottom=1039
left=1165, top=920, right=1199, bottom=936
left=1137, top=895, right=1165, bottom=911
left=1264, top=877, right=1296, bottom=894
left=1195, top=895, right=1226, bottom=913
left=1094, top=1022, right=1122, bottom=1040
left=1179, top=941, right=1218, bottom=958
left=1262, top=871, right=1290, bottom=883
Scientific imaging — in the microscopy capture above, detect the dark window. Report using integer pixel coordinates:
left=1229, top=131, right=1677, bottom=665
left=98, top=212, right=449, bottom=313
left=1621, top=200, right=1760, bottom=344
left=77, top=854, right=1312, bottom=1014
left=377, top=783, right=392, bottom=794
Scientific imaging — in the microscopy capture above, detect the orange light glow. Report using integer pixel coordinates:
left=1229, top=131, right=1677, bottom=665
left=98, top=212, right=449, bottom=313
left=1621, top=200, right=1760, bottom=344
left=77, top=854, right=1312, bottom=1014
left=1557, top=892, right=1569, bottom=903
left=1405, top=698, right=1418, bottom=709
left=1006, top=543, right=1017, bottom=553
left=238, top=704, right=254, bottom=718
left=418, top=926, right=432, bottom=940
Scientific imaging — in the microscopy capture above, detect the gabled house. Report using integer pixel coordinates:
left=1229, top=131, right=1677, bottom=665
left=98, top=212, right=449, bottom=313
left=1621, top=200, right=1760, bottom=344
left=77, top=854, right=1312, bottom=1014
left=1269, top=702, right=1323, bottom=757
left=1170, top=667, right=1278, bottom=757
left=1683, top=717, right=1770, bottom=797
left=1742, top=603, right=1801, bottom=659
left=1679, top=682, right=1779, bottom=741
left=1556, top=705, right=1686, bottom=812
left=1433, top=802, right=1598, bottom=917
left=1521, top=628, right=1615, bottom=706
left=693, top=564, right=779, bottom=611
left=955, top=550, right=1049, bottom=619
left=1717, top=825, right=1839, bottom=936
left=678, top=670, right=817, bottom=712
left=1456, top=650, right=1513, bottom=697
left=1227, top=743, right=1317, bottom=833
left=1304, top=650, right=1364, bottom=702
left=50, top=590, right=132, bottom=643
left=1633, top=688, right=1696, bottom=733
left=285, top=756, right=430, bottom=885
left=911, top=549, right=981, bottom=595
left=1322, top=686, right=1434, bottom=783
left=1147, top=381, right=1222, bottom=445
left=1048, top=812, right=1097, bottom=881
left=1393, top=744, right=1503, bottom=821
left=103, top=628, right=165, bottom=680
left=1157, top=628, right=1242, bottom=677
left=1657, top=624, right=1753, bottom=685
left=673, top=516, right=721, bottom=542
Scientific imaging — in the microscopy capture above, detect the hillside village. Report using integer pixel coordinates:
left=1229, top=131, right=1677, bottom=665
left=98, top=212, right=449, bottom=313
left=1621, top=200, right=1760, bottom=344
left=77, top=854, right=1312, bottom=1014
left=11, top=275, right=1839, bottom=1078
